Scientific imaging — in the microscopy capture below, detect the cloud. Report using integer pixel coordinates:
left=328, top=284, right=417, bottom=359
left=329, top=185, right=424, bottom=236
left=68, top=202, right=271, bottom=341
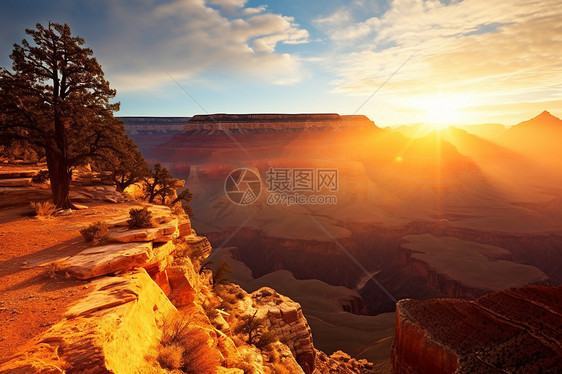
left=96, top=0, right=309, bottom=91
left=315, top=0, right=562, bottom=118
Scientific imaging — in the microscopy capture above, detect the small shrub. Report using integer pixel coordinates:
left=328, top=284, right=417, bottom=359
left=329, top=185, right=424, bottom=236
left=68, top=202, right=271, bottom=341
left=45, top=261, right=68, bottom=279
left=161, top=315, right=191, bottom=347
left=31, top=170, right=49, bottom=184
left=157, top=344, right=183, bottom=370
left=216, top=285, right=239, bottom=311
left=80, top=221, right=109, bottom=245
left=254, top=331, right=278, bottom=349
left=212, top=261, right=232, bottom=286
left=181, top=328, right=221, bottom=374
left=234, top=311, right=270, bottom=346
left=128, top=207, right=154, bottom=228
left=201, top=298, right=220, bottom=320
left=30, top=201, right=57, bottom=218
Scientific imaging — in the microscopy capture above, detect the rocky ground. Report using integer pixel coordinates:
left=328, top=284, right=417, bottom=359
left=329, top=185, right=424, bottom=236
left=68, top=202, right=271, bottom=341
left=0, top=166, right=387, bottom=373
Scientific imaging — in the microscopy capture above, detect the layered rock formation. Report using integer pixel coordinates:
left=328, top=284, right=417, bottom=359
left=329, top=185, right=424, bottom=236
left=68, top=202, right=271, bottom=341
left=184, top=113, right=375, bottom=135
left=0, top=203, right=373, bottom=374
left=391, top=285, right=562, bottom=373
left=399, top=234, right=549, bottom=298
left=120, top=117, right=190, bottom=136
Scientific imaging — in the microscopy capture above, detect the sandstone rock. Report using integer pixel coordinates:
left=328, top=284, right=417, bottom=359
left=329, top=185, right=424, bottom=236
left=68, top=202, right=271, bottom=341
left=144, top=241, right=175, bottom=268
left=178, top=214, right=192, bottom=236
left=0, top=170, right=39, bottom=179
left=252, top=287, right=316, bottom=374
left=151, top=270, right=172, bottom=296
left=0, top=270, right=176, bottom=373
left=167, top=262, right=199, bottom=307
left=64, top=242, right=153, bottom=279
left=217, top=334, right=243, bottom=368
left=0, top=187, right=52, bottom=207
left=314, top=349, right=379, bottom=374
left=108, top=219, right=178, bottom=243
left=0, top=178, right=32, bottom=187
left=266, top=342, right=305, bottom=374
left=391, top=285, right=562, bottom=374
left=184, top=234, right=213, bottom=258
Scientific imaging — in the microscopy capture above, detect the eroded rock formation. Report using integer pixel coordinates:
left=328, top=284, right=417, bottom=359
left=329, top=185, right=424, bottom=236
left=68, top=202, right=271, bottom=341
left=391, top=285, right=562, bottom=373
left=0, top=203, right=375, bottom=374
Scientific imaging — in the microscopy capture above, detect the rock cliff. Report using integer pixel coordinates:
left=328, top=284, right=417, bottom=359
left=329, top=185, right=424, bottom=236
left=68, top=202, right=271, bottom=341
left=0, top=203, right=377, bottom=374
left=391, top=285, right=562, bottom=373
left=184, top=113, right=376, bottom=135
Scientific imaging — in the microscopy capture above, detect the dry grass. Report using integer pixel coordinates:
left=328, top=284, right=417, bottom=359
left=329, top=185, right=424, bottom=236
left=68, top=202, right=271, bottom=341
left=45, top=261, right=68, bottom=279
left=158, top=344, right=184, bottom=370
left=30, top=201, right=57, bottom=218
left=79, top=221, right=109, bottom=245
left=157, top=313, right=221, bottom=373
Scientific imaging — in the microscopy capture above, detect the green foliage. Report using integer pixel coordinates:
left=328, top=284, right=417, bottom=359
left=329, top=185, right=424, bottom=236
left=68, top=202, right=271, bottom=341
left=0, top=22, right=139, bottom=208
left=127, top=207, right=154, bottom=229
left=79, top=221, right=109, bottom=245
left=30, top=201, right=56, bottom=218
left=234, top=311, right=274, bottom=347
left=96, top=135, right=149, bottom=192
left=0, top=140, right=42, bottom=163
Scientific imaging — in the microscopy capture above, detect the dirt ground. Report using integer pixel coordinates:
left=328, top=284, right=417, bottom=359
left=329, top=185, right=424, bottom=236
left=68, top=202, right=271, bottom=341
left=0, top=201, right=141, bottom=363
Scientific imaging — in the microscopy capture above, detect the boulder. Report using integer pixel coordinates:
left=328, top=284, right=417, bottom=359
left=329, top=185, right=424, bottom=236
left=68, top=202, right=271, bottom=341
left=177, top=213, right=192, bottom=236
left=108, top=219, right=178, bottom=243
left=64, top=242, right=153, bottom=280
left=252, top=287, right=316, bottom=374
left=167, top=262, right=199, bottom=307
left=0, top=270, right=176, bottom=373
left=152, top=270, right=172, bottom=296
left=0, top=187, right=51, bottom=207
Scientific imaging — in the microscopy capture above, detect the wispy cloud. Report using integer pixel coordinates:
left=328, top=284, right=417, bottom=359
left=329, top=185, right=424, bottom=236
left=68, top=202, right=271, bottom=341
left=98, top=0, right=309, bottom=91
left=315, top=0, right=562, bottom=120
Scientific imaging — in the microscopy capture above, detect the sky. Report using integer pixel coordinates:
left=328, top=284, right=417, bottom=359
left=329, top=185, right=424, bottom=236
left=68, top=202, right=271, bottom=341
left=1, top=0, right=561, bottom=127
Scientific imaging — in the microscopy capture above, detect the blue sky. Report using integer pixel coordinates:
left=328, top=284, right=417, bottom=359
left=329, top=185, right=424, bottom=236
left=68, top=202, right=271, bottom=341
left=1, top=0, right=561, bottom=126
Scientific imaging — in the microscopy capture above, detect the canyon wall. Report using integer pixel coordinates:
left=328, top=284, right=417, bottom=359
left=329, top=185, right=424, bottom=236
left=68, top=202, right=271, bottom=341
left=184, top=113, right=375, bottom=135
left=392, top=285, right=562, bottom=373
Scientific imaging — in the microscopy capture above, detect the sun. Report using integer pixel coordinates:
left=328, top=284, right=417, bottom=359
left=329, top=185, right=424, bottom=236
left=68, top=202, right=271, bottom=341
left=418, top=94, right=468, bottom=130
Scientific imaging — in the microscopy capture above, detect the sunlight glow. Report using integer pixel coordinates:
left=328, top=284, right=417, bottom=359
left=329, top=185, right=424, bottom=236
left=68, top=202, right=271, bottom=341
left=416, top=94, right=472, bottom=129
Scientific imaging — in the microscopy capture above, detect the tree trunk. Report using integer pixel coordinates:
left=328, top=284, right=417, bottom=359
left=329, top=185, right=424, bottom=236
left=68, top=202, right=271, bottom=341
left=46, top=146, right=73, bottom=209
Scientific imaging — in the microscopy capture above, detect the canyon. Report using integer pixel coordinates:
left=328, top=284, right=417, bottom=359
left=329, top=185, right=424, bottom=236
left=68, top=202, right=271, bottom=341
left=122, top=112, right=562, bottom=367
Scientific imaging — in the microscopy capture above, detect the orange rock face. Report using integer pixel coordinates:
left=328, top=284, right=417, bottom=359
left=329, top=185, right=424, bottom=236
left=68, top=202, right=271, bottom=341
left=391, top=285, right=562, bottom=373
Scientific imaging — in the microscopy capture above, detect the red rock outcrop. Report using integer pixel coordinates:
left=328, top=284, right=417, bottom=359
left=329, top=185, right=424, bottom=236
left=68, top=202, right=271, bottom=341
left=391, top=285, right=562, bottom=373
left=252, top=287, right=317, bottom=374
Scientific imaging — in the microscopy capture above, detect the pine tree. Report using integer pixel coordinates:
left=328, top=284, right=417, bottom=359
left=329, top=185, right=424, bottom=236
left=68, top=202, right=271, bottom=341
left=0, top=22, right=139, bottom=208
